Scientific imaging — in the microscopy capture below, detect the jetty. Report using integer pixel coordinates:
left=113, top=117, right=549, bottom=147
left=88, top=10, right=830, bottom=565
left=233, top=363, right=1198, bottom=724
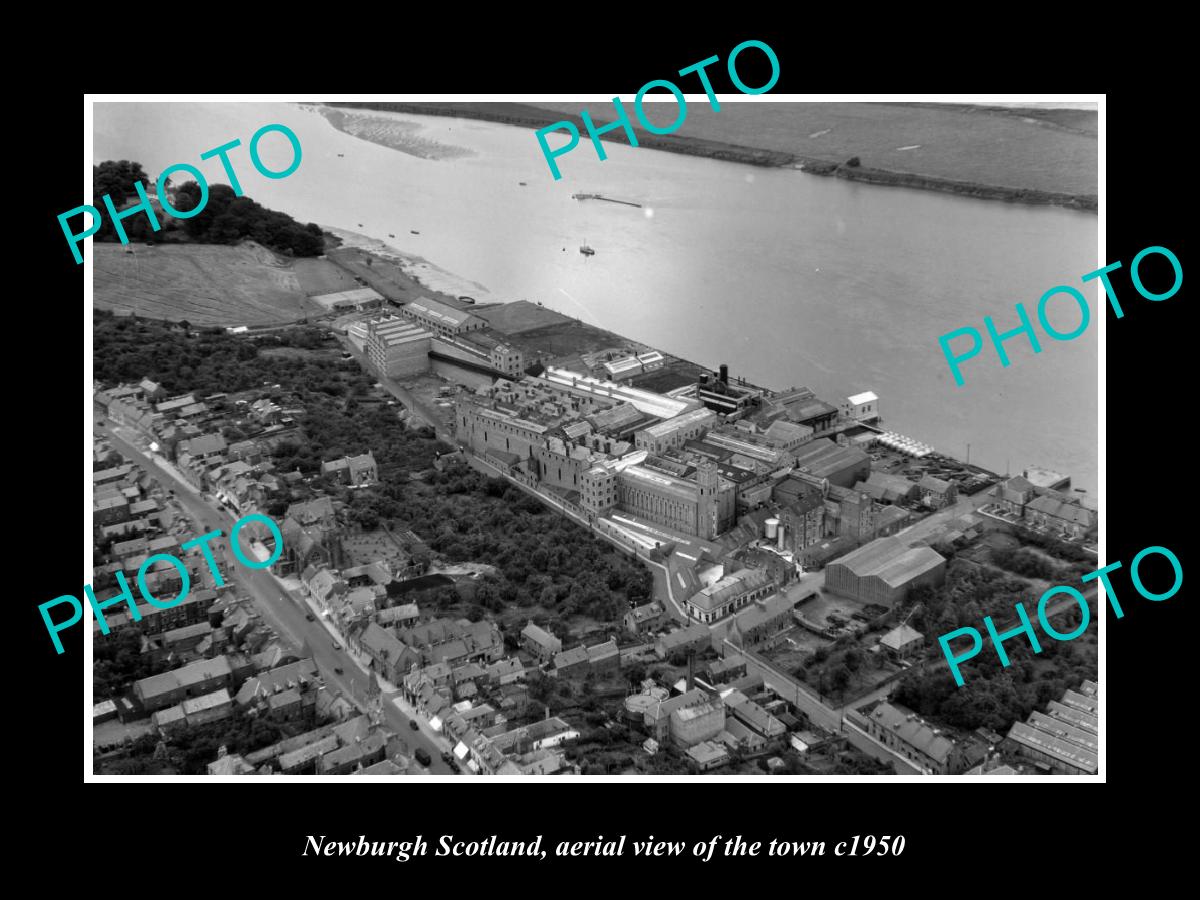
left=572, top=193, right=642, bottom=209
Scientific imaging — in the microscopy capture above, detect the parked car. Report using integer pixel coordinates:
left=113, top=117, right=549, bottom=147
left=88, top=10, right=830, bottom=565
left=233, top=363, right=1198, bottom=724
left=332, top=641, right=342, bottom=651
left=408, top=720, right=419, bottom=731
left=305, top=613, right=315, bottom=621
left=414, top=748, right=431, bottom=767
left=441, top=751, right=457, bottom=766
left=333, top=666, right=344, bottom=675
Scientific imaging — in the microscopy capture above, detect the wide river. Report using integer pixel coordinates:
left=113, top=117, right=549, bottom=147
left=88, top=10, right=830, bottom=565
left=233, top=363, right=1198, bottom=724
left=94, top=102, right=1099, bottom=498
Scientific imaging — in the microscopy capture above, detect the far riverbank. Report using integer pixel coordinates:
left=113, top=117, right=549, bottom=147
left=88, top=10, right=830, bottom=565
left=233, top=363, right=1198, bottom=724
left=325, top=101, right=1097, bottom=212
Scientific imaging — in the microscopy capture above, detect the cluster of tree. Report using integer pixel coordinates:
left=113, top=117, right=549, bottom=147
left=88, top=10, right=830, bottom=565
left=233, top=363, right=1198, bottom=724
left=262, top=327, right=335, bottom=351
left=829, top=750, right=894, bottom=775
left=891, top=622, right=1094, bottom=733
left=91, top=161, right=325, bottom=257
left=95, top=312, right=271, bottom=394
left=93, top=630, right=172, bottom=701
left=339, top=469, right=650, bottom=623
left=172, top=183, right=324, bottom=256
left=96, top=313, right=653, bottom=627
left=100, top=709, right=286, bottom=775
left=165, top=709, right=285, bottom=774
left=92, top=161, right=161, bottom=244
left=903, top=561, right=1031, bottom=638
left=1013, top=527, right=1095, bottom=563
left=797, top=640, right=872, bottom=699
left=990, top=547, right=1079, bottom=583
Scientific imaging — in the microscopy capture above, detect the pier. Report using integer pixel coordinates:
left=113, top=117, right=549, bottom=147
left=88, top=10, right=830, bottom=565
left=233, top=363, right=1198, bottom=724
left=572, top=192, right=643, bottom=209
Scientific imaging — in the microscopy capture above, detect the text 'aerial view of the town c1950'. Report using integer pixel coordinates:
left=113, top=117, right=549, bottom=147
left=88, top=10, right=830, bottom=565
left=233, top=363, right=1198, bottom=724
left=87, top=98, right=1098, bottom=778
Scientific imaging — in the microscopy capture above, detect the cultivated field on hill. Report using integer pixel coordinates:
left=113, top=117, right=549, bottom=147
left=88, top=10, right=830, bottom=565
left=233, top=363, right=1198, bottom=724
left=93, top=242, right=358, bottom=325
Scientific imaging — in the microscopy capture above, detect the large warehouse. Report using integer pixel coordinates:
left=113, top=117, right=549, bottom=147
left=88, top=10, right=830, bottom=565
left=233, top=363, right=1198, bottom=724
left=825, top=536, right=946, bottom=605
left=365, top=317, right=432, bottom=378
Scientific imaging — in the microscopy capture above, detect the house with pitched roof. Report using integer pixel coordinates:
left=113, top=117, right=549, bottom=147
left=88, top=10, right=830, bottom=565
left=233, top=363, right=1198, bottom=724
left=1025, top=493, right=1097, bottom=539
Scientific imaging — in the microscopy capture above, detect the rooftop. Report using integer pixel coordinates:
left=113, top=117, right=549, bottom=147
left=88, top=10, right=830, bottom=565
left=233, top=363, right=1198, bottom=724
left=405, top=296, right=483, bottom=329
left=869, top=703, right=955, bottom=765
left=638, top=407, right=716, bottom=439
left=310, top=287, right=383, bottom=308
left=1007, top=721, right=1098, bottom=773
left=542, top=367, right=692, bottom=420
left=832, top=536, right=946, bottom=588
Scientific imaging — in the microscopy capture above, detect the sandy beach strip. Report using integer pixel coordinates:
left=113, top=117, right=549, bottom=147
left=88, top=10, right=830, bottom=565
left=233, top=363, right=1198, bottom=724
left=314, top=105, right=475, bottom=161
left=321, top=225, right=499, bottom=304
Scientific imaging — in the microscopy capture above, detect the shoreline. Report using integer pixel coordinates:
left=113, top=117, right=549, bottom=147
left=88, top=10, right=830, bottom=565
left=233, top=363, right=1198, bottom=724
left=326, top=101, right=1096, bottom=213
left=320, top=226, right=499, bottom=305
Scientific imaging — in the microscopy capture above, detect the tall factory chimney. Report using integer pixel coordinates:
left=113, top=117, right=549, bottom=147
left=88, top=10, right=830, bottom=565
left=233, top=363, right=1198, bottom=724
left=719, top=363, right=729, bottom=385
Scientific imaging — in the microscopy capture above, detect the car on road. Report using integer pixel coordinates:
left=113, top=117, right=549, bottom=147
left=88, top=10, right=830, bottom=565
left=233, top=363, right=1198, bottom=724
left=408, top=720, right=419, bottom=731
left=305, top=613, right=315, bottom=621
left=441, top=751, right=457, bottom=767
left=332, top=641, right=342, bottom=651
left=414, top=748, right=431, bottom=767
left=333, top=666, right=344, bottom=675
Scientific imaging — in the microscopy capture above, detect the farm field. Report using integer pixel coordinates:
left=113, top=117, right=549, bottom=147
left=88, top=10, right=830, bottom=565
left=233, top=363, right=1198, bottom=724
left=93, top=242, right=355, bottom=325
left=530, top=101, right=1098, bottom=198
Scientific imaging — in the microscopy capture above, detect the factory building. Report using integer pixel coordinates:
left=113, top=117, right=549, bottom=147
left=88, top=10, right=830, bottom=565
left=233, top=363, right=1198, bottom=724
left=532, top=438, right=602, bottom=492
left=433, top=332, right=525, bottom=377
left=634, top=408, right=718, bottom=455
left=779, top=491, right=825, bottom=551
left=602, top=350, right=665, bottom=383
left=1004, top=683, right=1099, bottom=775
left=581, top=465, right=618, bottom=515
left=399, top=297, right=486, bottom=338
left=539, top=367, right=696, bottom=419
left=309, top=287, right=384, bottom=313
left=684, top=567, right=774, bottom=624
left=825, top=536, right=947, bottom=605
left=364, top=317, right=432, bottom=378
left=791, top=438, right=871, bottom=488
left=670, top=701, right=726, bottom=748
left=696, top=365, right=761, bottom=416
left=841, top=391, right=880, bottom=424
left=765, top=388, right=840, bottom=433
left=615, top=461, right=735, bottom=540
left=456, top=401, right=549, bottom=461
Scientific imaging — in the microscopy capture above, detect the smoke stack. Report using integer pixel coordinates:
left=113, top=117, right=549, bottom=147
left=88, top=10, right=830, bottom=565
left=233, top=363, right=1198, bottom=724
left=687, top=650, right=695, bottom=691
left=699, top=372, right=708, bottom=385
left=719, top=364, right=729, bottom=385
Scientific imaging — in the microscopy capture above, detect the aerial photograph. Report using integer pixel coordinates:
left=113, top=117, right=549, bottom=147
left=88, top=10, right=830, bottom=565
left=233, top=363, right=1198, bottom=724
left=86, top=96, right=1099, bottom=777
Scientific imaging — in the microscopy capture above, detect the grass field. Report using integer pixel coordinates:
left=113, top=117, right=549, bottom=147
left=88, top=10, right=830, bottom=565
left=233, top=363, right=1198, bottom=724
left=93, top=243, right=355, bottom=325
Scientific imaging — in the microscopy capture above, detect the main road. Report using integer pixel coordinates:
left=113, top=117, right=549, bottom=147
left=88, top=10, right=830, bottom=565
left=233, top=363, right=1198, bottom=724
left=96, top=417, right=457, bottom=774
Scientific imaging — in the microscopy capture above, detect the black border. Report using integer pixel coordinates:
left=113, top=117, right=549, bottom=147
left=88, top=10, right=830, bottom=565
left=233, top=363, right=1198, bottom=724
left=21, top=27, right=1188, bottom=883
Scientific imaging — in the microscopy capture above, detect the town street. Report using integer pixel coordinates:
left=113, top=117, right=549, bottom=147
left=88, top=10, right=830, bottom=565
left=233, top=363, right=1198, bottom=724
left=96, top=418, right=457, bottom=774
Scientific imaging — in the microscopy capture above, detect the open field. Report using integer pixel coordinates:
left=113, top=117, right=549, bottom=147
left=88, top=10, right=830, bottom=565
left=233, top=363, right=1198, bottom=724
left=347, top=101, right=1096, bottom=208
left=93, top=243, right=353, bottom=325
left=532, top=101, right=1097, bottom=199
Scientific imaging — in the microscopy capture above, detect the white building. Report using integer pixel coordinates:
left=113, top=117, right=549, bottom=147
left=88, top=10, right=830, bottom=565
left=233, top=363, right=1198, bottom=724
left=842, top=391, right=880, bottom=424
